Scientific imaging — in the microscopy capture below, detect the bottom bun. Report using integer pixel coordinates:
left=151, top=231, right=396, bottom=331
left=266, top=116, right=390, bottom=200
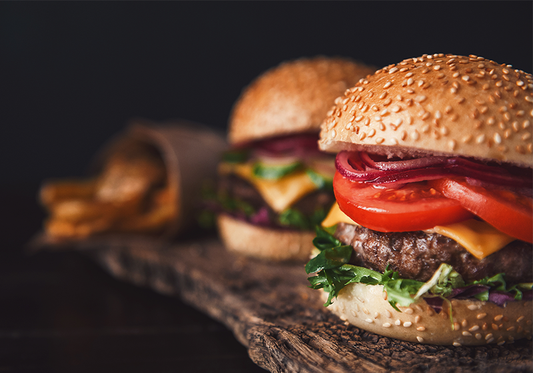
left=324, top=283, right=532, bottom=346
left=216, top=214, right=315, bottom=262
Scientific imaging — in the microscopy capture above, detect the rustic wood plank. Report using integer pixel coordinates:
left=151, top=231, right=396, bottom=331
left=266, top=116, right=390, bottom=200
left=79, top=236, right=532, bottom=373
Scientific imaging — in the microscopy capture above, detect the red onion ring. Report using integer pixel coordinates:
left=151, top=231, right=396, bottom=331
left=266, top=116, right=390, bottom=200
left=336, top=151, right=533, bottom=188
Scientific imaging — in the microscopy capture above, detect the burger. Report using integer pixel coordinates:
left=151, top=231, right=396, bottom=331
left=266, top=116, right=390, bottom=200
left=214, top=57, right=376, bottom=261
left=305, top=54, right=533, bottom=345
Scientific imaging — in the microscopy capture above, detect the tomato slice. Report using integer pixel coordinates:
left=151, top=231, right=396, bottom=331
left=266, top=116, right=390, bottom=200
left=430, top=178, right=533, bottom=243
left=333, top=172, right=473, bottom=232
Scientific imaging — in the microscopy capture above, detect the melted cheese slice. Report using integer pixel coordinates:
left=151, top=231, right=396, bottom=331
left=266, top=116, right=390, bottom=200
left=219, top=162, right=318, bottom=213
left=321, top=202, right=516, bottom=260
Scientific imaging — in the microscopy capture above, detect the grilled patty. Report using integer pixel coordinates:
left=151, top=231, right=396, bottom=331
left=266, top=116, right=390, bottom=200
left=335, top=223, right=533, bottom=284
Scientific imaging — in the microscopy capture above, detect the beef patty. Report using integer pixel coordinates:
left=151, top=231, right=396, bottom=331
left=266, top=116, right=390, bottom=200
left=335, top=223, right=533, bottom=284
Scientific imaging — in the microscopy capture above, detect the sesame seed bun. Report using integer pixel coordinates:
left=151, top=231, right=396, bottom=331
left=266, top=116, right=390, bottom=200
left=216, top=214, right=315, bottom=262
left=229, top=56, right=376, bottom=145
left=319, top=54, right=533, bottom=168
left=325, top=283, right=532, bottom=346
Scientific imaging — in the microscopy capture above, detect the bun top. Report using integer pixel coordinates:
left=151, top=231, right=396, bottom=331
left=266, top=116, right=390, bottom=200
left=319, top=54, right=533, bottom=168
left=228, top=56, right=376, bottom=145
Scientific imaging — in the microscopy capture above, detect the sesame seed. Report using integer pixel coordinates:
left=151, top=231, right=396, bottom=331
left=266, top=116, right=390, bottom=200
left=330, top=130, right=336, bottom=139
left=406, top=88, right=414, bottom=94
left=395, top=319, right=401, bottom=326
left=525, top=96, right=533, bottom=103
left=383, top=322, right=391, bottom=328
left=462, top=331, right=473, bottom=337
left=415, top=315, right=421, bottom=323
left=403, top=322, right=412, bottom=328
left=485, top=333, right=493, bottom=340
left=445, top=105, right=453, bottom=113
left=374, top=115, right=382, bottom=122
left=494, top=314, right=504, bottom=321
left=487, top=338, right=495, bottom=344
left=475, top=333, right=482, bottom=340
left=494, top=133, right=502, bottom=144
left=462, top=319, right=468, bottom=327
left=383, top=98, right=392, bottom=106
left=368, top=129, right=376, bottom=137
left=517, top=316, right=525, bottom=323
left=416, top=336, right=425, bottom=343
left=507, top=326, right=516, bottom=331
left=469, top=325, right=480, bottom=332
left=450, top=88, right=457, bottom=94
left=389, top=67, right=398, bottom=74
left=476, top=134, right=486, bottom=144
left=379, top=123, right=386, bottom=131
left=415, top=95, right=427, bottom=102
left=452, top=72, right=460, bottom=78
left=462, top=75, right=470, bottom=82
left=365, top=318, right=373, bottom=324
left=467, top=304, right=478, bottom=311
left=433, top=65, right=441, bottom=70
left=392, top=118, right=403, bottom=127
left=448, top=140, right=456, bottom=150
left=504, top=129, right=512, bottom=138
left=522, top=133, right=531, bottom=141
left=453, top=342, right=462, bottom=347
left=376, top=137, right=385, bottom=144
left=401, top=131, right=407, bottom=141
left=411, top=131, right=420, bottom=141
left=355, top=115, right=363, bottom=122
left=383, top=82, right=392, bottom=89
left=417, top=326, right=426, bottom=332
left=497, top=341, right=506, bottom=346
left=407, top=78, right=414, bottom=86
left=381, top=109, right=389, bottom=116
left=435, top=111, right=442, bottom=119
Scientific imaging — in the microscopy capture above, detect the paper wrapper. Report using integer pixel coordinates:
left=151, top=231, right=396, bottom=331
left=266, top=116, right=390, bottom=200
left=32, top=118, right=227, bottom=248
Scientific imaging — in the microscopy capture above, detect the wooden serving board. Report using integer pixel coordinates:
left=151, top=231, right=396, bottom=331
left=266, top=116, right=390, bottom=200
left=78, top=236, right=532, bottom=373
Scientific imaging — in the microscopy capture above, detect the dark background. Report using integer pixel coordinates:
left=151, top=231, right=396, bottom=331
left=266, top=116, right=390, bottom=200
left=1, top=2, right=532, bottom=184
left=0, top=2, right=531, bottom=372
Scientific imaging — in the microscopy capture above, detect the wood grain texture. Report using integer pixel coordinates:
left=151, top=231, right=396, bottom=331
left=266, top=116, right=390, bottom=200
left=78, top=236, right=532, bottom=373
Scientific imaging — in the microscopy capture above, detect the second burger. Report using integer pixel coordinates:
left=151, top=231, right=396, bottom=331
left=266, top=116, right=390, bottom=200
left=213, top=56, right=376, bottom=261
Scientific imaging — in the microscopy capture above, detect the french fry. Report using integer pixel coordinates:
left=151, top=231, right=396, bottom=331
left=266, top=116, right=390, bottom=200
left=40, top=180, right=97, bottom=207
left=95, top=149, right=166, bottom=205
left=45, top=219, right=78, bottom=238
left=50, top=199, right=119, bottom=223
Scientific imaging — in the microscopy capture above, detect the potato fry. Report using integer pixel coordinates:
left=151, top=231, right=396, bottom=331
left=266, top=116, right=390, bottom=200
left=45, top=219, right=78, bottom=238
left=95, top=149, right=166, bottom=205
left=40, top=180, right=97, bottom=207
left=50, top=199, right=119, bottom=223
